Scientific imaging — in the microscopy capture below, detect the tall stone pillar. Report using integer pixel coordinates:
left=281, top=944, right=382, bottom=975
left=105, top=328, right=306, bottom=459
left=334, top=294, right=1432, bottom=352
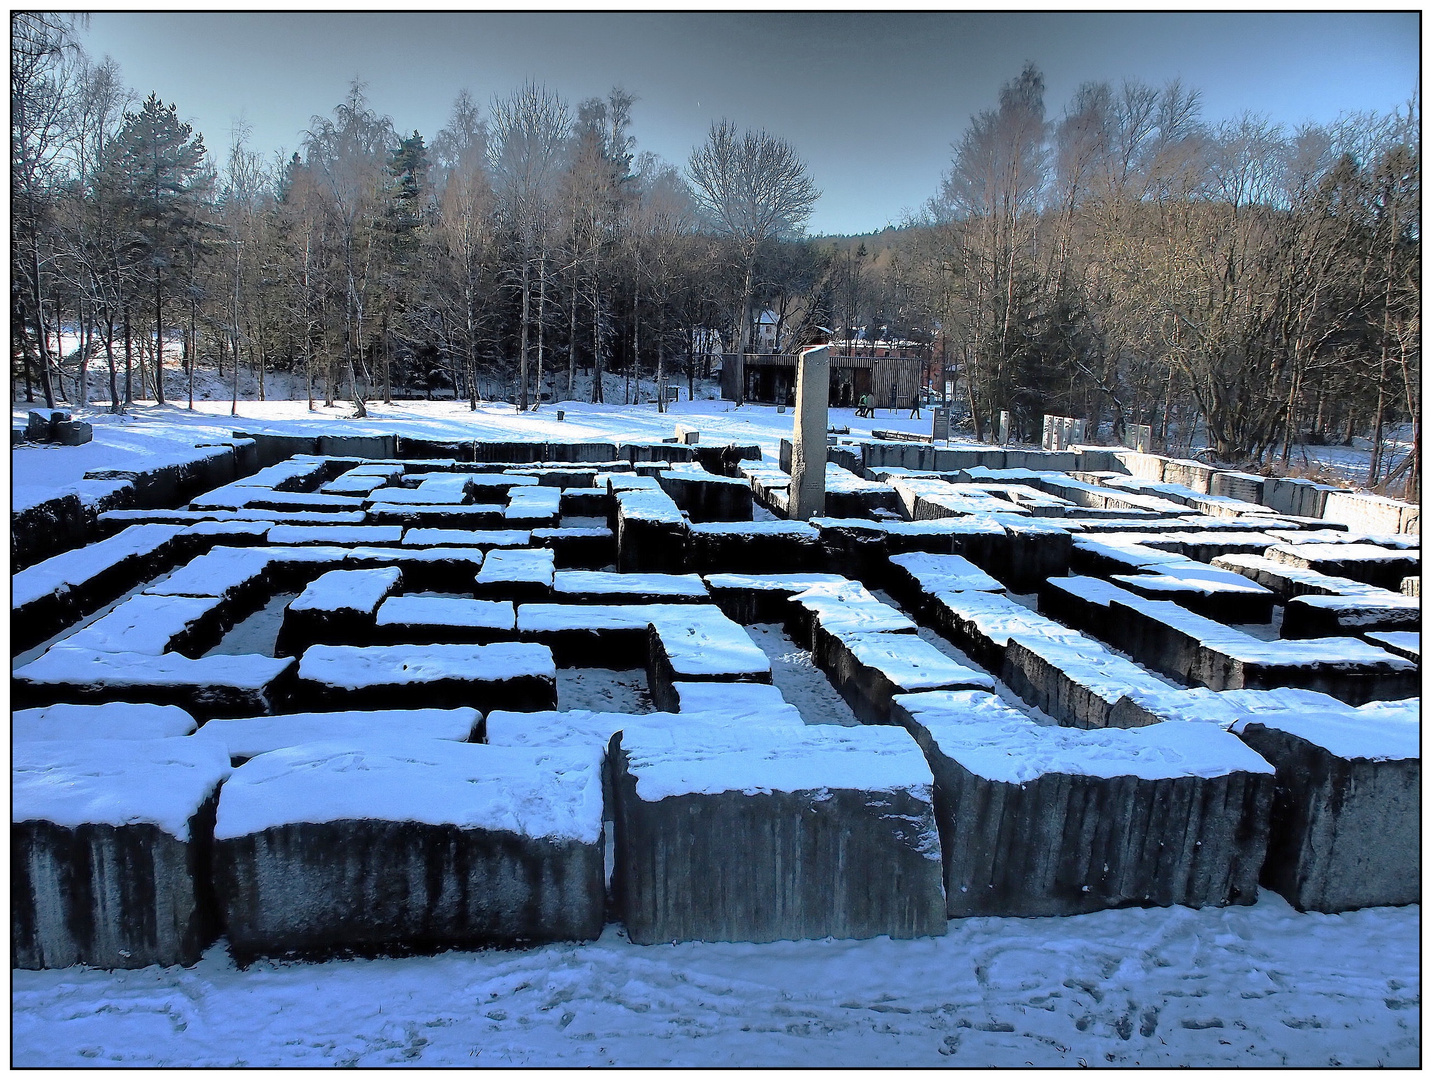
left=790, top=344, right=830, bottom=520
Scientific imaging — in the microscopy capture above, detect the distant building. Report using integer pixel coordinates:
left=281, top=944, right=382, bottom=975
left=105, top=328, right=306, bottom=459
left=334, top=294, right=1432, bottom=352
left=753, top=309, right=779, bottom=353
left=720, top=345, right=927, bottom=408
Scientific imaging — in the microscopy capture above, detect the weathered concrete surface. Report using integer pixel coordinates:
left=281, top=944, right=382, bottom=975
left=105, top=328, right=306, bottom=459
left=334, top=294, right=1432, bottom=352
left=13, top=740, right=228, bottom=969
left=656, top=472, right=753, bottom=522
left=1279, top=594, right=1420, bottom=639
left=1234, top=720, right=1419, bottom=912
left=612, top=723, right=946, bottom=943
left=892, top=691, right=1274, bottom=918
left=214, top=743, right=605, bottom=959
left=685, top=521, right=822, bottom=575
left=789, top=345, right=830, bottom=520
left=1000, top=638, right=1164, bottom=730
left=615, top=489, right=688, bottom=573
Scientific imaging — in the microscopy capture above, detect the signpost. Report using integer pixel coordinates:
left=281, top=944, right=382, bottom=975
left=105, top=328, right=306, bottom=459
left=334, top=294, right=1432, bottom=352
left=931, top=407, right=949, bottom=443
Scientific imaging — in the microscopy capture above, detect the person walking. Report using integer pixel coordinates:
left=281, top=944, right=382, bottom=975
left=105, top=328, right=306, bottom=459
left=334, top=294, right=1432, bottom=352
left=909, top=394, right=922, bottom=419
left=857, top=392, right=871, bottom=418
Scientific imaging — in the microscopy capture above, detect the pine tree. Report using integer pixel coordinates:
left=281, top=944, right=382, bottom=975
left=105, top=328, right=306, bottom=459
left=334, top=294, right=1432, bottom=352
left=112, top=93, right=207, bottom=404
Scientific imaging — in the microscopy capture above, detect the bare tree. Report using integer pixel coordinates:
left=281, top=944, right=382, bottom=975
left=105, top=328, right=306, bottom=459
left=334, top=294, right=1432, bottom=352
left=488, top=83, right=570, bottom=410
left=435, top=91, right=495, bottom=410
left=686, top=120, right=820, bottom=368
left=303, top=81, right=395, bottom=417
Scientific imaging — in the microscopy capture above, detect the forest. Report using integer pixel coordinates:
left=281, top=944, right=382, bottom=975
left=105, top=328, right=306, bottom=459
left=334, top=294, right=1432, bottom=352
left=12, top=15, right=1419, bottom=491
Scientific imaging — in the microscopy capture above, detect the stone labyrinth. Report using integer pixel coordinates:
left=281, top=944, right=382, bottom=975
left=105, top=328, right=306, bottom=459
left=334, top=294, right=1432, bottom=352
left=12, top=429, right=1421, bottom=970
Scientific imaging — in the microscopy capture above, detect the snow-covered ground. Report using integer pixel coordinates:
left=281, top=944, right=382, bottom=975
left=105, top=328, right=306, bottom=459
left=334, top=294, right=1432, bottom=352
left=12, top=896, right=1417, bottom=1068
left=9, top=393, right=1420, bottom=1067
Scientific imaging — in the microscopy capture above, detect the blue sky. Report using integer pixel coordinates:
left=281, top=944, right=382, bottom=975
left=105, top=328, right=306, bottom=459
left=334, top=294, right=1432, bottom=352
left=79, top=12, right=1419, bottom=236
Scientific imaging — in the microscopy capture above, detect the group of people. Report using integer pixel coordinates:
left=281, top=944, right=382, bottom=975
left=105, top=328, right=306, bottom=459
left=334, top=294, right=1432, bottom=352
left=855, top=393, right=922, bottom=419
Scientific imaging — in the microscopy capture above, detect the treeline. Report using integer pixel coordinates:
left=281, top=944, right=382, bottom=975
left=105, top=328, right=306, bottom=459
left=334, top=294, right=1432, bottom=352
left=12, top=14, right=824, bottom=420
left=11, top=17, right=1419, bottom=490
left=907, top=64, right=1419, bottom=490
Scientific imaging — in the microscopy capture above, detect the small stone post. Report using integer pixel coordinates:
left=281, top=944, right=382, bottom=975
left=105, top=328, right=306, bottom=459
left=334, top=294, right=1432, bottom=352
left=790, top=344, right=830, bottom=520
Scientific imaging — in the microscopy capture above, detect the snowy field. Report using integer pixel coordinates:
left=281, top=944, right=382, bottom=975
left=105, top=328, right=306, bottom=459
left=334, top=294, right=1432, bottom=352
left=9, top=394, right=1420, bottom=1068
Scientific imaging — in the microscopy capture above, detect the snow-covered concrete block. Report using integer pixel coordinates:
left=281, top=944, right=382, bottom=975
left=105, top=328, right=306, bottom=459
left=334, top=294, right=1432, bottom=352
left=229, top=430, right=318, bottom=467
left=891, top=690, right=1274, bottom=917
left=1280, top=593, right=1420, bottom=639
left=277, top=566, right=403, bottom=653
left=1365, top=630, right=1418, bottom=662
left=531, top=525, right=615, bottom=569
left=13, top=702, right=197, bottom=742
left=399, top=526, right=526, bottom=548
left=62, top=593, right=234, bottom=657
left=552, top=570, right=708, bottom=605
left=543, top=440, right=618, bottom=464
left=142, top=546, right=276, bottom=606
left=685, top=520, right=821, bottom=575
left=612, top=722, right=946, bottom=943
left=1001, top=636, right=1167, bottom=730
left=924, top=590, right=1083, bottom=675
left=820, top=629, right=994, bottom=723
left=365, top=503, right=506, bottom=528
left=1210, top=552, right=1378, bottom=603
left=214, top=740, right=605, bottom=958
left=264, top=524, right=404, bottom=546
left=515, top=602, right=659, bottom=665
left=319, top=472, right=395, bottom=497
left=1263, top=543, right=1420, bottom=592
left=1232, top=708, right=1418, bottom=912
left=886, top=552, right=1004, bottom=617
left=504, top=486, right=562, bottom=527
left=472, top=546, right=556, bottom=602
left=340, top=545, right=487, bottom=592
left=13, top=738, right=230, bottom=968
left=702, top=572, right=846, bottom=623
left=372, top=595, right=516, bottom=645
left=189, top=707, right=481, bottom=764
left=13, top=523, right=188, bottom=653
left=615, top=488, right=687, bottom=573
left=787, top=580, right=917, bottom=651
left=1110, top=563, right=1276, bottom=624
left=646, top=607, right=772, bottom=711
left=294, top=642, right=556, bottom=712
left=803, top=517, right=891, bottom=583
left=13, top=648, right=297, bottom=719
left=669, top=681, right=803, bottom=726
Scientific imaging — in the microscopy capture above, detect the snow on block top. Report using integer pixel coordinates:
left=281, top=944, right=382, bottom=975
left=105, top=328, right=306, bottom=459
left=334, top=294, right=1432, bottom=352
left=1230, top=707, right=1419, bottom=762
left=484, top=708, right=651, bottom=750
left=14, top=737, right=231, bottom=841
left=670, top=680, right=792, bottom=717
left=648, top=607, right=771, bottom=679
left=297, top=641, right=556, bottom=690
left=888, top=551, right=1004, bottom=593
left=14, top=702, right=197, bottom=742
left=62, top=593, right=230, bottom=656
left=616, top=720, right=936, bottom=805
left=553, top=570, right=708, bottom=603
left=13, top=648, right=296, bottom=716
left=213, top=739, right=603, bottom=845
left=289, top=566, right=403, bottom=616
left=191, top=708, right=482, bottom=762
left=837, top=631, right=996, bottom=693
left=791, top=580, right=917, bottom=638
left=615, top=488, right=685, bottom=525
left=892, top=690, right=1274, bottom=784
